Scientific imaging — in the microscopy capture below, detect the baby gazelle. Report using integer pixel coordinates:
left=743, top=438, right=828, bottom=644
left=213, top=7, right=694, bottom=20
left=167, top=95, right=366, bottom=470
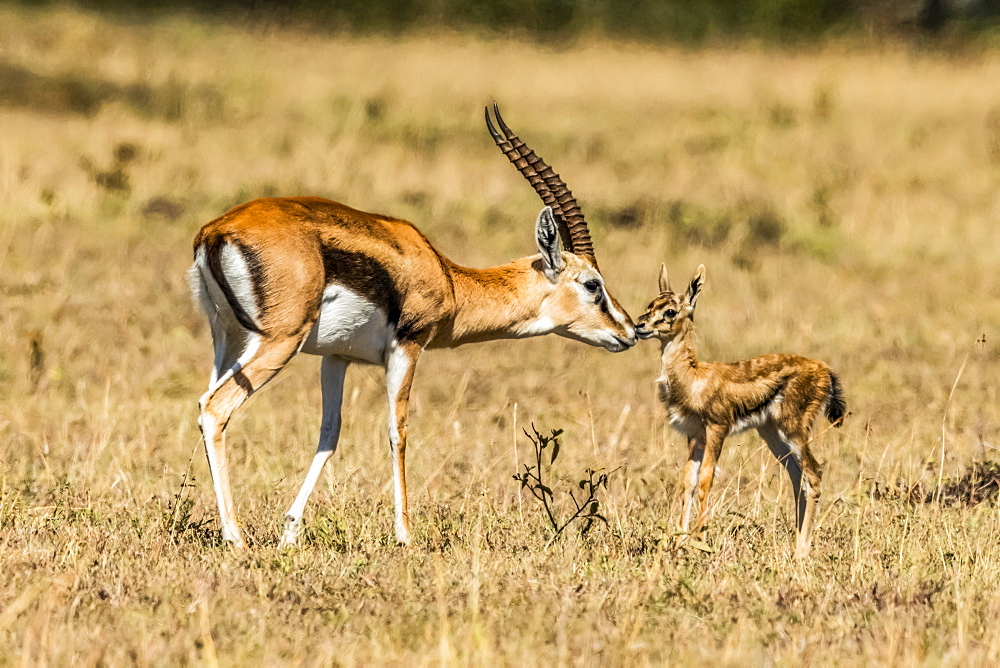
left=635, top=265, right=845, bottom=559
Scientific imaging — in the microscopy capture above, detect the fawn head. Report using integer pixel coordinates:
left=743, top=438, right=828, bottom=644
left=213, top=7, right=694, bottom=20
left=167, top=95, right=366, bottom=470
left=634, top=264, right=705, bottom=342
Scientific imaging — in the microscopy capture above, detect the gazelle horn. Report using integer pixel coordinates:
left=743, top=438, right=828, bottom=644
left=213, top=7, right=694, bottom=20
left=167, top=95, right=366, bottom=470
left=486, top=103, right=597, bottom=265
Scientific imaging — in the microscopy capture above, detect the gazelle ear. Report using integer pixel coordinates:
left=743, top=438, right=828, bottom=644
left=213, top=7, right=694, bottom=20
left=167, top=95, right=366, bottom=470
left=535, top=206, right=563, bottom=282
left=685, top=264, right=706, bottom=310
left=658, top=263, right=671, bottom=293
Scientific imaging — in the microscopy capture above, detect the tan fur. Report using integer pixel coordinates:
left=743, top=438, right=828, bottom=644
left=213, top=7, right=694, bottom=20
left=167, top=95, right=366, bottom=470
left=636, top=264, right=845, bottom=559
left=191, top=196, right=635, bottom=549
left=194, top=198, right=632, bottom=347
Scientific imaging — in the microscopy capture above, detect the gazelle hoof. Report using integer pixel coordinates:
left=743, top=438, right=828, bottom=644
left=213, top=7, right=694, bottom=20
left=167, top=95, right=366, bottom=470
left=280, top=516, right=301, bottom=548
left=222, top=531, right=247, bottom=551
left=394, top=521, right=412, bottom=546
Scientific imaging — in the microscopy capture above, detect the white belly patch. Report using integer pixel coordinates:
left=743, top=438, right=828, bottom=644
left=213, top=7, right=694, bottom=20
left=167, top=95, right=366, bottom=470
left=300, top=284, right=391, bottom=364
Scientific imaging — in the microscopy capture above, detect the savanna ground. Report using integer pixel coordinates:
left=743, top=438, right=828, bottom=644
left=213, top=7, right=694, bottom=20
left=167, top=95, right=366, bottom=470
left=3, top=5, right=1000, bottom=665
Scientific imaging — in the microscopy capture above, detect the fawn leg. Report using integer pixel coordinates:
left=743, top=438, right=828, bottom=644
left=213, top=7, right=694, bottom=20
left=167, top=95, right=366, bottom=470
left=693, top=424, right=727, bottom=532
left=794, top=445, right=823, bottom=560
left=678, top=433, right=705, bottom=534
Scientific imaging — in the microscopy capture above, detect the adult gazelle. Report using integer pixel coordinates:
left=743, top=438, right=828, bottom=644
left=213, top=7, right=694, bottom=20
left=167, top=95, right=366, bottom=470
left=189, top=105, right=636, bottom=548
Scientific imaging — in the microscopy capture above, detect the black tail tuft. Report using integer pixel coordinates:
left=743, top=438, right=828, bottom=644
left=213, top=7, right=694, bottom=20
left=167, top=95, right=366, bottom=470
left=826, top=371, right=846, bottom=427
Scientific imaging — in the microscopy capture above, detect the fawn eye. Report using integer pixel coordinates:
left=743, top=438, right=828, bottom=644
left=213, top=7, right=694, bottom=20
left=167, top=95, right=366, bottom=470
left=583, top=279, right=600, bottom=293
left=665, top=309, right=677, bottom=318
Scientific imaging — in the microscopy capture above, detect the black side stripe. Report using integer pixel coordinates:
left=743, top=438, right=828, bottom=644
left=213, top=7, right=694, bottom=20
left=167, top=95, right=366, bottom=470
left=205, top=236, right=264, bottom=334
left=732, top=378, right=787, bottom=424
left=319, top=240, right=403, bottom=329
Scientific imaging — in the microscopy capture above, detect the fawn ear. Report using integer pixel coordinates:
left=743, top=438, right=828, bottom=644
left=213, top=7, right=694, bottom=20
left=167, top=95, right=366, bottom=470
left=685, top=265, right=706, bottom=310
left=658, top=263, right=671, bottom=293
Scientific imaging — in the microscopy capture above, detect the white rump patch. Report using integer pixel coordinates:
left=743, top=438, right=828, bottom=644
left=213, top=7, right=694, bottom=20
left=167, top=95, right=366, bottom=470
left=189, top=245, right=259, bottom=334
left=300, top=284, right=391, bottom=364
left=188, top=249, right=210, bottom=313
left=218, top=243, right=260, bottom=327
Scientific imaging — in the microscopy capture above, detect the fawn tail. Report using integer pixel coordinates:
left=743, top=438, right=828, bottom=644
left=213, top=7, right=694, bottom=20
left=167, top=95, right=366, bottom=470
left=826, top=371, right=846, bottom=427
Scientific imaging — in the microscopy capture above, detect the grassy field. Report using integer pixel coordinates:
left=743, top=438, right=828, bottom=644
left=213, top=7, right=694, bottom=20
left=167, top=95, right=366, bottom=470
left=3, top=5, right=1000, bottom=665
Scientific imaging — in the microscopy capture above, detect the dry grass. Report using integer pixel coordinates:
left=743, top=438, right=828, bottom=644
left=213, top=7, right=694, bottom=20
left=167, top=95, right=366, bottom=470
left=3, top=5, right=1000, bottom=665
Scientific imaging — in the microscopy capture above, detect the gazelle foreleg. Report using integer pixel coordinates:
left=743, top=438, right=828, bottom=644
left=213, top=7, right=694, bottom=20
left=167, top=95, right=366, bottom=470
left=678, top=433, right=705, bottom=536
left=385, top=340, right=421, bottom=545
left=280, top=356, right=349, bottom=548
left=693, top=424, right=727, bottom=532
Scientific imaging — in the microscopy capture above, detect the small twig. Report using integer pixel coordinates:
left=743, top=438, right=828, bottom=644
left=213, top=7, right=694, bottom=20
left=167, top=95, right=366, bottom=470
left=167, top=434, right=203, bottom=538
left=936, top=334, right=986, bottom=505
left=513, top=425, right=617, bottom=547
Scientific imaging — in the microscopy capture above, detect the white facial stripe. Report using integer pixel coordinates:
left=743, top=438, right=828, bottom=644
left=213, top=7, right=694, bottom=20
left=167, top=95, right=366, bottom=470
left=601, top=286, right=628, bottom=326
left=218, top=243, right=260, bottom=328
left=577, top=269, right=628, bottom=330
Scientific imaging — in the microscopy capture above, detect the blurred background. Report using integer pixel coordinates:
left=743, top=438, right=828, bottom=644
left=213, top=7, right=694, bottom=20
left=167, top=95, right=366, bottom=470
left=14, top=0, right=1000, bottom=42
left=3, top=1, right=1000, bottom=663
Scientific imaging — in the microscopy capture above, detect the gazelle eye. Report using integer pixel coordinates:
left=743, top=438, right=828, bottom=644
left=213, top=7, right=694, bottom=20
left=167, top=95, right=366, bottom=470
left=583, top=279, right=600, bottom=293
left=665, top=309, right=677, bottom=318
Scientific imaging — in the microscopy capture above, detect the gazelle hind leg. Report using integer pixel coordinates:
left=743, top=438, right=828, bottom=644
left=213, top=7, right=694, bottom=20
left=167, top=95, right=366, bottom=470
left=385, top=340, right=421, bottom=545
left=757, top=424, right=807, bottom=545
left=794, top=446, right=822, bottom=559
left=199, top=333, right=304, bottom=548
left=280, top=356, right=349, bottom=547
left=191, top=253, right=253, bottom=391
left=208, top=320, right=243, bottom=390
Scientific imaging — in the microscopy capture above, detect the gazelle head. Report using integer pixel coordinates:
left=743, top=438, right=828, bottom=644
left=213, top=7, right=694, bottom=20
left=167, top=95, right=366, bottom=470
left=634, top=264, right=705, bottom=343
left=532, top=206, right=635, bottom=352
left=487, top=103, right=635, bottom=353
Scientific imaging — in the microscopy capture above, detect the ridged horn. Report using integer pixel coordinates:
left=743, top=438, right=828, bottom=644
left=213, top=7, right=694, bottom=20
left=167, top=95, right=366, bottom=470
left=486, top=103, right=596, bottom=263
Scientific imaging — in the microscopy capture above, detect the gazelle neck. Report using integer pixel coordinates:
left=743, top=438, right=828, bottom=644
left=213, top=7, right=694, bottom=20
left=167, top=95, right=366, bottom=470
left=428, top=257, right=555, bottom=348
left=659, top=323, right=699, bottom=379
